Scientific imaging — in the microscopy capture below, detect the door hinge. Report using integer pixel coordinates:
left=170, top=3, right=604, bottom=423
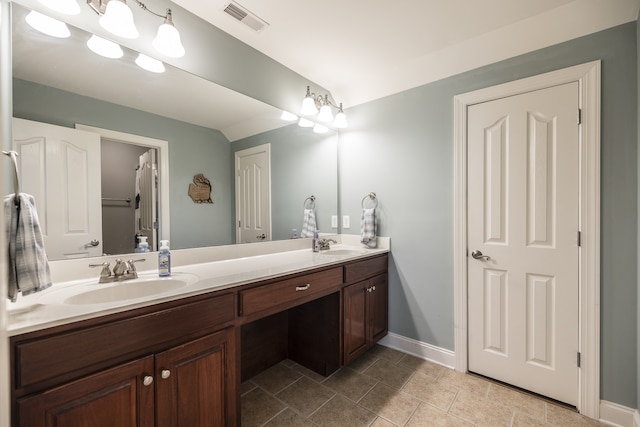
left=238, top=220, right=241, bottom=228
left=577, top=352, right=581, bottom=368
left=577, top=231, right=581, bottom=247
left=577, top=108, right=582, bottom=125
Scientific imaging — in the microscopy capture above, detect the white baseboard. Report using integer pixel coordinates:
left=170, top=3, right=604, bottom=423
left=378, top=332, right=455, bottom=369
left=598, top=400, right=637, bottom=427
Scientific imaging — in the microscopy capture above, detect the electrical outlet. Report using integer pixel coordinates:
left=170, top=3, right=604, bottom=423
left=342, top=215, right=350, bottom=229
left=331, top=215, right=338, bottom=228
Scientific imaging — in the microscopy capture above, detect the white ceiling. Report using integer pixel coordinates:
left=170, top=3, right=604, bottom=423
left=174, top=0, right=640, bottom=107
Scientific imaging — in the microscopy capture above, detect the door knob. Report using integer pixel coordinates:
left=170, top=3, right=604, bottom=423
left=471, top=250, right=491, bottom=261
left=256, top=234, right=266, bottom=240
left=85, top=239, right=100, bottom=248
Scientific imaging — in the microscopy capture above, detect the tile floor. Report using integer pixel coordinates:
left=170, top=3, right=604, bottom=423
left=241, top=344, right=607, bottom=427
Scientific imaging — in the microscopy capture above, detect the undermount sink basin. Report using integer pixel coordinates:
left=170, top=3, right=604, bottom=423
left=320, top=248, right=366, bottom=256
left=65, top=278, right=189, bottom=305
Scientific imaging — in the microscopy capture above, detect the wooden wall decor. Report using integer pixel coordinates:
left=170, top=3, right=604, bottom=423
left=188, top=174, right=213, bottom=203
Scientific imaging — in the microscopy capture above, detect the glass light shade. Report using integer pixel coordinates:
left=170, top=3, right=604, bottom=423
left=300, top=96, right=318, bottom=115
left=317, top=104, right=334, bottom=122
left=153, top=22, right=185, bottom=58
left=87, top=34, right=123, bottom=59
left=333, top=111, right=348, bottom=128
left=135, top=53, right=165, bottom=73
left=298, top=118, right=314, bottom=128
left=26, top=11, right=70, bottom=38
left=99, top=0, right=139, bottom=39
left=280, top=111, right=298, bottom=121
left=39, top=0, right=80, bottom=15
left=313, top=124, right=328, bottom=134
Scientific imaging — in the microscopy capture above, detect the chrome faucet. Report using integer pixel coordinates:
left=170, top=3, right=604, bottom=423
left=318, top=238, right=337, bottom=251
left=89, top=258, right=146, bottom=283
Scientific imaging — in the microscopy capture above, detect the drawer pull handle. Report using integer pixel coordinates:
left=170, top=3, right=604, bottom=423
left=143, top=375, right=154, bottom=386
left=296, top=284, right=311, bottom=291
left=161, top=369, right=171, bottom=380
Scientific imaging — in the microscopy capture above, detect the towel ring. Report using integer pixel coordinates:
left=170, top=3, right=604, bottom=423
left=361, top=192, right=378, bottom=209
left=303, top=195, right=316, bottom=209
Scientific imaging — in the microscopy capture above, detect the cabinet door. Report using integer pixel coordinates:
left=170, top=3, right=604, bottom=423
left=343, top=281, right=369, bottom=365
left=17, top=356, right=155, bottom=427
left=155, top=328, right=237, bottom=427
left=370, top=274, right=388, bottom=343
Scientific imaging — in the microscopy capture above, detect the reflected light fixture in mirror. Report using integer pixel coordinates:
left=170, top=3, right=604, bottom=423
left=98, top=0, right=138, bottom=39
left=39, top=0, right=80, bottom=15
left=25, top=10, right=70, bottom=38
left=87, top=34, right=123, bottom=58
left=135, top=53, right=165, bottom=73
left=301, top=86, right=348, bottom=128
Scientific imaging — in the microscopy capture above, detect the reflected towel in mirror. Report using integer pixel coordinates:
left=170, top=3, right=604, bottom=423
left=360, top=208, right=377, bottom=248
left=300, top=208, right=317, bottom=238
left=4, top=193, right=52, bottom=302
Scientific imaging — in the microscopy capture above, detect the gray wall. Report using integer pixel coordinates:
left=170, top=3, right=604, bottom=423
left=13, top=79, right=234, bottom=249
left=339, top=23, right=638, bottom=407
left=637, top=15, right=640, bottom=413
left=232, top=125, right=339, bottom=240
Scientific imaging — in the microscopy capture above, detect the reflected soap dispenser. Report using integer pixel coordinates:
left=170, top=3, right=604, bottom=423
left=137, top=236, right=149, bottom=253
left=312, top=230, right=320, bottom=253
left=158, top=240, right=171, bottom=277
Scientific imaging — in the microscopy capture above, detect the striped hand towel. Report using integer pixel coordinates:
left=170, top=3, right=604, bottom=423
left=5, top=193, right=52, bottom=302
left=300, top=209, right=317, bottom=238
left=360, top=208, right=377, bottom=248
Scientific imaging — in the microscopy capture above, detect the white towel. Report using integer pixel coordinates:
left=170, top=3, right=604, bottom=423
left=300, top=209, right=317, bottom=238
left=360, top=208, right=377, bottom=248
left=5, top=193, right=52, bottom=302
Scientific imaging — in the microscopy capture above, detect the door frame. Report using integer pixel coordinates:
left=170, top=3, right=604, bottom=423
left=453, top=61, right=601, bottom=417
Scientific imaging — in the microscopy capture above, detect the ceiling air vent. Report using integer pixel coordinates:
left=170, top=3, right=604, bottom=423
left=222, top=1, right=269, bottom=32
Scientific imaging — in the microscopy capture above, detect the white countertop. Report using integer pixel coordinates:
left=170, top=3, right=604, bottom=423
left=6, top=235, right=389, bottom=336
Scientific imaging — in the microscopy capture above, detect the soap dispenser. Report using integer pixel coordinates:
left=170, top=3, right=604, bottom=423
left=158, top=240, right=171, bottom=276
left=312, top=230, right=320, bottom=253
left=137, top=236, right=149, bottom=253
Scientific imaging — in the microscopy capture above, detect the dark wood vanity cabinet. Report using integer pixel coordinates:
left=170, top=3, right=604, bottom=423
left=343, top=256, right=389, bottom=365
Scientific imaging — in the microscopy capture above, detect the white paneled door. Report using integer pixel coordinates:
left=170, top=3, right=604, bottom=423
left=235, top=144, right=271, bottom=243
left=467, top=82, right=580, bottom=405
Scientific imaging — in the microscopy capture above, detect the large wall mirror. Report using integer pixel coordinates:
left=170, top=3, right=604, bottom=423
left=10, top=2, right=338, bottom=261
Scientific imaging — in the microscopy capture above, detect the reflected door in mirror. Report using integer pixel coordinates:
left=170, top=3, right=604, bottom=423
left=235, top=144, right=271, bottom=243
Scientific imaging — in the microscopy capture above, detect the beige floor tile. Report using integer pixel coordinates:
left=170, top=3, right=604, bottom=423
left=546, top=402, right=607, bottom=426
left=402, top=371, right=459, bottom=411
left=367, top=344, right=406, bottom=363
left=513, top=411, right=548, bottom=426
left=309, top=395, right=377, bottom=427
left=487, top=383, right=546, bottom=422
left=370, top=416, right=398, bottom=426
left=406, top=402, right=473, bottom=427
left=364, top=358, right=414, bottom=389
left=437, top=370, right=490, bottom=397
left=276, top=376, right=335, bottom=417
left=359, top=383, right=420, bottom=426
left=448, top=391, right=514, bottom=427
left=241, top=387, right=286, bottom=427
left=398, top=354, right=448, bottom=380
left=251, top=363, right=302, bottom=394
left=322, top=367, right=378, bottom=402
left=347, top=351, right=379, bottom=373
left=240, top=380, right=257, bottom=396
left=292, top=362, right=331, bottom=383
left=263, top=408, right=318, bottom=427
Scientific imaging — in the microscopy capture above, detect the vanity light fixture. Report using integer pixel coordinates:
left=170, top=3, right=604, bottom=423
left=135, top=53, right=165, bottom=73
left=25, top=10, right=71, bottom=38
left=298, top=117, right=314, bottom=128
left=301, top=86, right=348, bottom=128
left=313, top=123, right=328, bottom=134
left=86, top=34, right=123, bottom=58
left=39, top=0, right=81, bottom=15
left=280, top=111, right=298, bottom=121
left=86, top=0, right=185, bottom=57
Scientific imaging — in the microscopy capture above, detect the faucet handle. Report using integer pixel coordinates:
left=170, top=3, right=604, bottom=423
left=89, top=262, right=111, bottom=278
left=127, top=258, right=146, bottom=274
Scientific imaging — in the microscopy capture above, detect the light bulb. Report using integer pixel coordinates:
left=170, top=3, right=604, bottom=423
left=298, top=118, right=314, bottom=128
left=333, top=111, right=348, bottom=128
left=153, top=10, right=185, bottom=58
left=26, top=11, right=70, bottom=38
left=300, top=96, right=318, bottom=115
left=99, top=0, right=139, bottom=39
left=86, top=34, right=123, bottom=59
left=39, top=0, right=80, bottom=15
left=135, top=54, right=165, bottom=73
left=317, top=104, right=333, bottom=122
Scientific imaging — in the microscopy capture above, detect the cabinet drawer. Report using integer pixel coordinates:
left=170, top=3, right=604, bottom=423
left=14, top=292, right=235, bottom=392
left=239, top=267, right=342, bottom=317
left=344, top=254, right=388, bottom=284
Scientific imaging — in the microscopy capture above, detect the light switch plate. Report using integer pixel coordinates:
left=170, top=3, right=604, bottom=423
left=342, top=215, right=350, bottom=229
left=331, top=215, right=338, bottom=228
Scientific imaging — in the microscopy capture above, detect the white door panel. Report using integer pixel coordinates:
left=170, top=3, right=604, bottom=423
left=235, top=144, right=271, bottom=243
left=12, top=118, right=102, bottom=259
left=467, top=82, right=579, bottom=405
